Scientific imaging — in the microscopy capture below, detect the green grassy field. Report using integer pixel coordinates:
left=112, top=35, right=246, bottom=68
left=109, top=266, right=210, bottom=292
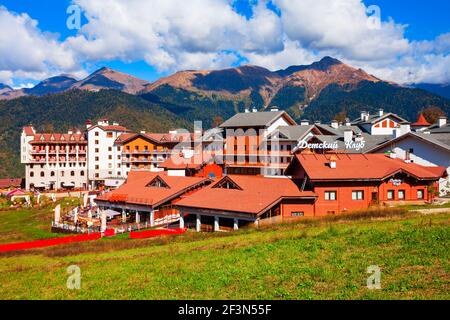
left=0, top=205, right=449, bottom=300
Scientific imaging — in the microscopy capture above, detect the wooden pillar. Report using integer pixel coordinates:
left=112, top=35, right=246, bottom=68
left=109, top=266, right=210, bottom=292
left=233, top=218, right=239, bottom=231
left=150, top=209, right=155, bottom=227
left=196, top=214, right=201, bottom=232
left=135, top=211, right=140, bottom=224
left=179, top=211, right=185, bottom=229
left=214, top=216, right=220, bottom=232
left=122, top=209, right=126, bottom=223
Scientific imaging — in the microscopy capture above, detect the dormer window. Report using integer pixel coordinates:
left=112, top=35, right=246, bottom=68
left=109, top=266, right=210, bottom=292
left=146, top=176, right=170, bottom=189
left=213, top=177, right=242, bottom=190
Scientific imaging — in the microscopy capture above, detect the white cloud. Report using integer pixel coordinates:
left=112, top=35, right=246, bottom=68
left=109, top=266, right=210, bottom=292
left=0, top=1, right=449, bottom=85
left=0, top=6, right=83, bottom=84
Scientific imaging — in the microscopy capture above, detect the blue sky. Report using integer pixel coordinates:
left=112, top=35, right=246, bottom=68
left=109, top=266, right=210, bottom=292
left=0, top=0, right=449, bottom=86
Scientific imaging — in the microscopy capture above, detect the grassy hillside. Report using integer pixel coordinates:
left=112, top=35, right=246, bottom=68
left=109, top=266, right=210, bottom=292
left=0, top=90, right=191, bottom=178
left=0, top=207, right=448, bottom=300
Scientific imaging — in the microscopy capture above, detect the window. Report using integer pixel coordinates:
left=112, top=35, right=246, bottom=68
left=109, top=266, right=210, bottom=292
left=95, top=165, right=99, bottom=170
left=352, top=190, right=364, bottom=200
left=408, top=148, right=414, bottom=154
left=108, top=147, right=112, bottom=152
left=387, top=190, right=395, bottom=200
left=95, top=132, right=99, bottom=136
left=61, top=171, right=64, bottom=177
left=40, top=171, right=45, bottom=177
left=108, top=155, right=112, bottom=160
left=324, top=191, right=337, bottom=201
left=71, top=171, right=75, bottom=176
left=95, top=173, right=99, bottom=178
left=417, top=189, right=424, bottom=199
left=95, top=156, right=99, bottom=161
left=30, top=172, right=34, bottom=177
left=117, top=146, right=121, bottom=151
left=108, top=171, right=113, bottom=175
left=117, top=172, right=121, bottom=176
left=106, top=132, right=113, bottom=138
left=292, top=212, right=304, bottom=217
left=50, top=171, right=55, bottom=177
left=398, top=190, right=405, bottom=200
left=80, top=170, right=85, bottom=176
left=95, top=148, right=99, bottom=153
left=95, top=140, right=99, bottom=145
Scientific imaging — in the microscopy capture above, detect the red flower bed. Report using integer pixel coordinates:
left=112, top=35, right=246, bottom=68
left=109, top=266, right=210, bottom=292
left=0, top=233, right=101, bottom=253
left=129, top=228, right=186, bottom=239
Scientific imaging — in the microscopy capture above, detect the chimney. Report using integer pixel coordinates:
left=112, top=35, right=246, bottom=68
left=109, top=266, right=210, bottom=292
left=300, top=119, right=310, bottom=126
left=400, top=122, right=411, bottom=135
left=113, top=122, right=119, bottom=126
left=361, top=111, right=367, bottom=121
left=344, top=129, right=353, bottom=144
left=244, top=108, right=250, bottom=113
left=438, top=116, right=447, bottom=128
left=68, top=130, right=73, bottom=135
left=252, top=107, right=258, bottom=113
left=355, top=133, right=364, bottom=142
left=345, top=118, right=351, bottom=126
left=331, top=120, right=339, bottom=129
left=85, top=119, right=92, bottom=129
left=378, top=109, right=384, bottom=117
left=76, top=130, right=81, bottom=135
left=140, top=130, right=146, bottom=134
left=270, top=106, right=279, bottom=112
left=329, top=155, right=337, bottom=169
left=389, top=152, right=397, bottom=159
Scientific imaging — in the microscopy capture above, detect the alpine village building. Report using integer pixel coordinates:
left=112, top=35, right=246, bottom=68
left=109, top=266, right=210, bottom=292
left=20, top=109, right=449, bottom=231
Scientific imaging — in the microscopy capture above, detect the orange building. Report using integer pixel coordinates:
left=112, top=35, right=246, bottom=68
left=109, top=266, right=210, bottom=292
left=116, top=132, right=193, bottom=174
left=285, top=153, right=447, bottom=216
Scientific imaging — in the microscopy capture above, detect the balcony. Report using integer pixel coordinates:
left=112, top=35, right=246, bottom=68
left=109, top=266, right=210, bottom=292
left=123, top=149, right=171, bottom=155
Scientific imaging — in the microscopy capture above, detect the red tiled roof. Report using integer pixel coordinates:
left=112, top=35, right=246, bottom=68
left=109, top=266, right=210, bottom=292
left=288, top=154, right=447, bottom=181
left=115, top=132, right=193, bottom=144
left=96, top=171, right=211, bottom=207
left=30, top=133, right=86, bottom=144
left=0, top=178, right=23, bottom=189
left=177, top=175, right=316, bottom=215
left=411, top=113, right=431, bottom=127
left=23, top=126, right=35, bottom=136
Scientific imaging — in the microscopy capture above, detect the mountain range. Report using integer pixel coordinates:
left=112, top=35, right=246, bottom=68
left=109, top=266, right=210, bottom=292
left=0, top=56, right=450, bottom=178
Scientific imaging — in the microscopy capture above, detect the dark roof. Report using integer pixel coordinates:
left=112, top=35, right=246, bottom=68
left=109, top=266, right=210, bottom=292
left=219, top=111, right=296, bottom=128
left=365, top=132, right=450, bottom=153
left=351, top=113, right=408, bottom=125
left=268, top=125, right=314, bottom=141
left=303, top=133, right=391, bottom=153
left=425, top=124, right=450, bottom=134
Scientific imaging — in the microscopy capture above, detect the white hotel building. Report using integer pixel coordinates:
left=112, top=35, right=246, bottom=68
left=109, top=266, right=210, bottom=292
left=21, top=126, right=88, bottom=190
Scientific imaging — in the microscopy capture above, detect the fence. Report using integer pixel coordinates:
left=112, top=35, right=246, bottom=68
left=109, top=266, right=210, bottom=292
left=129, top=228, right=186, bottom=239
left=0, top=233, right=102, bottom=253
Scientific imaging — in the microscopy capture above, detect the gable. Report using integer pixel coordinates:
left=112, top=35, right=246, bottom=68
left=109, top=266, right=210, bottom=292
left=212, top=176, right=243, bottom=190
left=146, top=176, right=170, bottom=189
left=373, top=118, right=397, bottom=129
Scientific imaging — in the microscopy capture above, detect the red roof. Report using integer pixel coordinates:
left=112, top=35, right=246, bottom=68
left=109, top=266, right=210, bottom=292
left=30, top=133, right=86, bottom=144
left=96, top=171, right=211, bottom=207
left=23, top=126, right=35, bottom=136
left=288, top=154, right=447, bottom=181
left=411, top=114, right=431, bottom=127
left=176, top=175, right=316, bottom=215
left=0, top=178, right=23, bottom=189
left=115, top=132, right=194, bottom=144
